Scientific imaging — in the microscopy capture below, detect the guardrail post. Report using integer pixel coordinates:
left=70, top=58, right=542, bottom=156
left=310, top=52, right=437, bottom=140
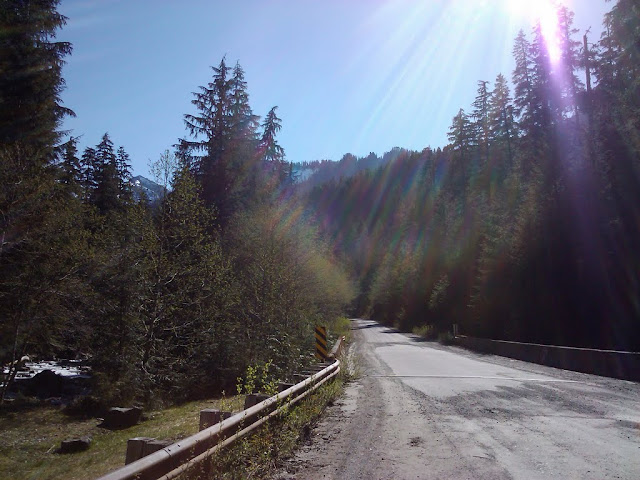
left=125, top=437, right=155, bottom=465
left=199, top=409, right=233, bottom=431
left=278, top=382, right=294, bottom=392
left=96, top=359, right=341, bottom=480
left=244, top=393, right=270, bottom=410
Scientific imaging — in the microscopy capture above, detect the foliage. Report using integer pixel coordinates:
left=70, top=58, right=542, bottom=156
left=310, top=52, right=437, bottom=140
left=204, top=377, right=344, bottom=479
left=236, top=360, right=278, bottom=397
left=305, top=1, right=640, bottom=352
left=225, top=204, right=355, bottom=379
left=0, top=0, right=74, bottom=156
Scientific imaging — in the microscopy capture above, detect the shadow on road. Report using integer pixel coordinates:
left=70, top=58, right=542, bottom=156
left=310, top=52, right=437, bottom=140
left=350, top=323, right=378, bottom=330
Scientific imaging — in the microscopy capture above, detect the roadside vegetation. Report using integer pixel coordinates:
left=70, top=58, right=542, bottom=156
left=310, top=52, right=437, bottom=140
left=305, top=2, right=640, bottom=352
left=0, top=0, right=354, bottom=408
left=0, top=396, right=242, bottom=480
left=194, top=376, right=345, bottom=480
left=0, top=368, right=347, bottom=480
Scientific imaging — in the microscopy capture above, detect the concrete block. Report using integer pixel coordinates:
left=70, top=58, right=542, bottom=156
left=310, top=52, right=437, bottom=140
left=244, top=393, right=269, bottom=410
left=199, top=409, right=232, bottom=431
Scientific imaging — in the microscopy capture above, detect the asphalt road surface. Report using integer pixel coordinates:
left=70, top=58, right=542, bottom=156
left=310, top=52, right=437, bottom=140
left=273, top=319, right=640, bottom=480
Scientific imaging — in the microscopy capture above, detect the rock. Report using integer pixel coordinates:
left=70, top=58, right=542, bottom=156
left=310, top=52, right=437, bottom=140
left=101, top=406, right=143, bottom=429
left=59, top=436, right=91, bottom=454
left=25, top=370, right=65, bottom=398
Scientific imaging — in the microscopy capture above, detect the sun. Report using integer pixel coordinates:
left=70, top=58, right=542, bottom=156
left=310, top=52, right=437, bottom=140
left=504, top=0, right=563, bottom=62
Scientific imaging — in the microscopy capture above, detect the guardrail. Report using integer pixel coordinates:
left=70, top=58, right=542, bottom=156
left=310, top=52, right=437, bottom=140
left=328, top=335, right=346, bottom=359
left=454, top=335, right=640, bottom=381
left=96, top=359, right=341, bottom=480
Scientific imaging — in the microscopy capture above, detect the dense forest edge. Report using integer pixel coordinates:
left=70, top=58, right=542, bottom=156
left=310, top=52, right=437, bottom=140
left=304, top=1, right=640, bottom=353
left=0, top=0, right=354, bottom=407
left=1, top=0, right=639, bottom=409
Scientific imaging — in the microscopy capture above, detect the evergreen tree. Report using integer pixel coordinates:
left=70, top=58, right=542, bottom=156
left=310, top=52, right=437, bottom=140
left=488, top=74, right=515, bottom=167
left=116, top=146, right=133, bottom=203
left=182, top=57, right=261, bottom=225
left=227, top=62, right=260, bottom=210
left=59, top=137, right=82, bottom=194
left=556, top=5, right=584, bottom=119
left=134, top=166, right=237, bottom=399
left=447, top=108, right=473, bottom=159
left=79, top=146, right=98, bottom=200
left=0, top=1, right=85, bottom=402
left=471, top=80, right=491, bottom=163
left=530, top=21, right=554, bottom=136
left=512, top=30, right=535, bottom=138
left=92, top=134, right=121, bottom=213
left=183, top=57, right=232, bottom=214
left=0, top=0, right=74, bottom=158
left=258, top=106, right=286, bottom=181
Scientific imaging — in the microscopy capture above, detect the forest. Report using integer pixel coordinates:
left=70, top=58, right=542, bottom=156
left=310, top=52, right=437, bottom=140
left=0, top=0, right=354, bottom=406
left=1, top=0, right=639, bottom=409
left=305, top=1, right=640, bottom=352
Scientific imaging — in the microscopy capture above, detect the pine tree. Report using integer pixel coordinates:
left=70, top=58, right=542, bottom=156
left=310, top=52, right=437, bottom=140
left=488, top=74, right=515, bottom=167
left=59, top=137, right=82, bottom=194
left=182, top=57, right=261, bottom=224
left=79, top=146, right=98, bottom=200
left=258, top=106, right=286, bottom=181
left=116, top=146, right=133, bottom=203
left=0, top=0, right=74, bottom=158
left=92, top=134, right=121, bottom=213
left=530, top=21, right=554, bottom=136
left=0, top=1, right=86, bottom=402
left=447, top=108, right=473, bottom=159
left=183, top=57, right=232, bottom=212
left=556, top=5, right=584, bottom=120
left=471, top=80, right=491, bottom=163
left=512, top=30, right=535, bottom=139
left=227, top=62, right=260, bottom=210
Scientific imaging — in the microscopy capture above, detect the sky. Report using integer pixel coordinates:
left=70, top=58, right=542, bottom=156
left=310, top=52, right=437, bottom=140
left=58, top=0, right=612, bottom=177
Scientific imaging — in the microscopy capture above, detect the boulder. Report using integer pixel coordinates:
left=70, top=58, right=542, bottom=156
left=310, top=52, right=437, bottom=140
left=101, top=406, right=143, bottom=429
left=25, top=370, right=65, bottom=398
left=59, top=436, right=91, bottom=454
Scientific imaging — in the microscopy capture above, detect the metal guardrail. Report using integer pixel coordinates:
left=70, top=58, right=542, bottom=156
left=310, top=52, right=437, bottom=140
left=96, top=359, right=341, bottom=480
left=328, top=335, right=346, bottom=359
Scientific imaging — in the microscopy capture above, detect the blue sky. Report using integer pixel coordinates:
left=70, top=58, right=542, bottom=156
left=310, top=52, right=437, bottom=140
left=58, top=0, right=611, bottom=177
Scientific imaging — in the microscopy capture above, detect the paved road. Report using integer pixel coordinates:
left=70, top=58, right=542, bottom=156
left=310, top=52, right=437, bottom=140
left=274, top=319, right=640, bottom=479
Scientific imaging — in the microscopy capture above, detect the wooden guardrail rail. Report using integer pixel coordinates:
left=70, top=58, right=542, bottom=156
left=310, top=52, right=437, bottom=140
left=96, top=359, right=341, bottom=480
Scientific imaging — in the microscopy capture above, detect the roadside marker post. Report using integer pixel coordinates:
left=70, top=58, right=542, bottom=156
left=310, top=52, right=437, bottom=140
left=315, top=325, right=328, bottom=360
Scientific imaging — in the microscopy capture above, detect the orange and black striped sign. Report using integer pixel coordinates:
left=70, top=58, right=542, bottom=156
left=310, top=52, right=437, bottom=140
left=315, top=325, right=328, bottom=360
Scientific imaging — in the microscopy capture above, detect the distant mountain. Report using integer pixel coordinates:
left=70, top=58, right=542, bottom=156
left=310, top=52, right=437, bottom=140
left=130, top=175, right=165, bottom=204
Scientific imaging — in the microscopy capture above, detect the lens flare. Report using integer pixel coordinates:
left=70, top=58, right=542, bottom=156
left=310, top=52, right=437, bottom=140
left=505, top=0, right=562, bottom=62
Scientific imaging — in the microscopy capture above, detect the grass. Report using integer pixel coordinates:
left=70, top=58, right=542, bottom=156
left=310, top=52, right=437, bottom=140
left=191, top=375, right=345, bottom=479
left=328, top=316, right=352, bottom=343
left=0, top=395, right=244, bottom=480
left=412, top=324, right=435, bottom=339
left=0, top=374, right=346, bottom=480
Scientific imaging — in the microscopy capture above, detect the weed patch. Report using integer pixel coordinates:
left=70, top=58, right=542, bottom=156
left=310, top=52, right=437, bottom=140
left=187, top=376, right=344, bottom=479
